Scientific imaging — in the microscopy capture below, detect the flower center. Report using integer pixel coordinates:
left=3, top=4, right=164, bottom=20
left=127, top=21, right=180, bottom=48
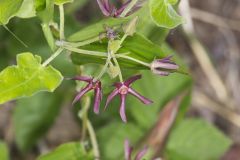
left=119, top=85, right=129, bottom=95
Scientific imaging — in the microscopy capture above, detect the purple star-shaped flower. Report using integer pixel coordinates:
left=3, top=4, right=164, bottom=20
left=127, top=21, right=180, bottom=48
left=105, top=75, right=153, bottom=122
left=151, top=56, right=179, bottom=76
left=125, top=139, right=148, bottom=160
left=72, top=76, right=102, bottom=114
left=96, top=0, right=145, bottom=18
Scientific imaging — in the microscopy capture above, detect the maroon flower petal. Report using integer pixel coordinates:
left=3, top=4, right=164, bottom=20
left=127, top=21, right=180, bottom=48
left=72, top=84, right=92, bottom=104
left=128, top=88, right=153, bottom=104
left=93, top=87, right=102, bottom=114
left=152, top=70, right=170, bottom=76
left=120, top=94, right=127, bottom=122
left=125, top=139, right=133, bottom=160
left=97, top=0, right=111, bottom=16
left=124, top=74, right=142, bottom=86
left=71, top=76, right=92, bottom=82
left=115, top=0, right=131, bottom=17
left=105, top=88, right=119, bottom=110
left=135, top=146, right=148, bottom=160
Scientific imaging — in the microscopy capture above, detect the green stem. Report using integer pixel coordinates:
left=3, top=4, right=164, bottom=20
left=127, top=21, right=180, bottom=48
left=93, top=54, right=111, bottom=82
left=79, top=96, right=91, bottom=143
left=64, top=46, right=107, bottom=57
left=116, top=54, right=150, bottom=67
left=87, top=120, right=100, bottom=160
left=65, top=35, right=106, bottom=47
left=59, top=5, right=65, bottom=40
left=119, top=0, right=138, bottom=17
left=112, top=55, right=123, bottom=82
left=42, top=48, right=64, bottom=67
left=41, top=23, right=56, bottom=51
left=120, top=34, right=128, bottom=44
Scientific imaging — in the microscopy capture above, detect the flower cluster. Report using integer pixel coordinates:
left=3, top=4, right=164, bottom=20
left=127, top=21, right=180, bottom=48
left=72, top=75, right=152, bottom=122
left=96, top=0, right=146, bottom=18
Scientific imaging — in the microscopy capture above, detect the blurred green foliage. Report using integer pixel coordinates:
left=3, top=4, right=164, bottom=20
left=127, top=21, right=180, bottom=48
left=0, top=0, right=232, bottom=160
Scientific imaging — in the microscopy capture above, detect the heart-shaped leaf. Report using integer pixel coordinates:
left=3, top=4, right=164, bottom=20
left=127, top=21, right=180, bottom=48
left=0, top=0, right=24, bottom=25
left=0, top=52, right=63, bottom=104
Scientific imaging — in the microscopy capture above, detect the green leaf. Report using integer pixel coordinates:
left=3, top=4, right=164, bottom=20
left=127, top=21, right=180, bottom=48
left=149, top=0, right=184, bottom=29
left=97, top=122, right=143, bottom=160
left=13, top=92, right=63, bottom=151
left=54, top=0, right=73, bottom=5
left=68, top=17, right=130, bottom=42
left=16, top=0, right=36, bottom=18
left=37, top=142, right=94, bottom=160
left=71, top=33, right=167, bottom=69
left=0, top=52, right=63, bottom=104
left=0, top=141, right=9, bottom=160
left=166, top=119, right=232, bottom=160
left=0, top=0, right=24, bottom=25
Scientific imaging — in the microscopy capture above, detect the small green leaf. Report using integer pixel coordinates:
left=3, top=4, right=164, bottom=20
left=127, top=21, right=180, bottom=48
left=0, top=0, right=24, bottom=25
left=14, top=92, right=63, bottom=151
left=149, top=0, right=184, bottom=29
left=16, top=0, right=36, bottom=18
left=37, top=142, right=94, bottom=160
left=166, top=119, right=232, bottom=160
left=35, top=0, right=54, bottom=23
left=0, top=141, right=9, bottom=160
left=0, top=52, right=63, bottom=104
left=54, top=0, right=73, bottom=5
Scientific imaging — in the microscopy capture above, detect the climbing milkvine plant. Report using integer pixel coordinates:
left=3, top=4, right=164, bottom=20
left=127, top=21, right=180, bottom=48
left=0, top=0, right=232, bottom=160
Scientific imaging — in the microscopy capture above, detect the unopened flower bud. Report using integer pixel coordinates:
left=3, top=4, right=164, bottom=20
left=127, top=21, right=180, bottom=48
left=151, top=56, right=179, bottom=76
left=123, top=16, right=138, bottom=36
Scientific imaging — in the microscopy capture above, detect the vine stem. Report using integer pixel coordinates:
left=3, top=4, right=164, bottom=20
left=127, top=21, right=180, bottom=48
left=116, top=54, right=150, bottom=67
left=78, top=96, right=100, bottom=159
left=42, top=48, right=64, bottom=67
left=87, top=120, right=100, bottom=160
left=112, top=55, right=123, bottom=82
left=119, top=0, right=138, bottom=17
left=93, top=54, right=111, bottom=82
left=59, top=5, right=65, bottom=40
left=64, top=35, right=106, bottom=47
left=64, top=46, right=107, bottom=57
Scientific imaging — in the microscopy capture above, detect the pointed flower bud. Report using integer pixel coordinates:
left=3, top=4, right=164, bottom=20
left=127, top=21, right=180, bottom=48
left=125, top=139, right=148, bottom=160
left=105, top=75, right=153, bottom=122
left=72, top=76, right=102, bottom=114
left=151, top=56, right=179, bottom=76
left=96, top=0, right=146, bottom=18
left=123, top=16, right=138, bottom=36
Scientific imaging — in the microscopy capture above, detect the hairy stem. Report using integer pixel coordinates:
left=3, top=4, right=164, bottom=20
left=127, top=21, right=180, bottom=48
left=112, top=55, right=123, bottom=82
left=59, top=5, right=65, bottom=40
left=116, top=54, right=150, bottom=67
left=79, top=96, right=90, bottom=143
left=41, top=23, right=56, bottom=51
left=87, top=120, right=100, bottom=160
left=42, top=48, right=64, bottom=67
left=65, top=35, right=106, bottom=47
left=93, top=54, right=111, bottom=82
left=64, top=46, right=107, bottom=57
